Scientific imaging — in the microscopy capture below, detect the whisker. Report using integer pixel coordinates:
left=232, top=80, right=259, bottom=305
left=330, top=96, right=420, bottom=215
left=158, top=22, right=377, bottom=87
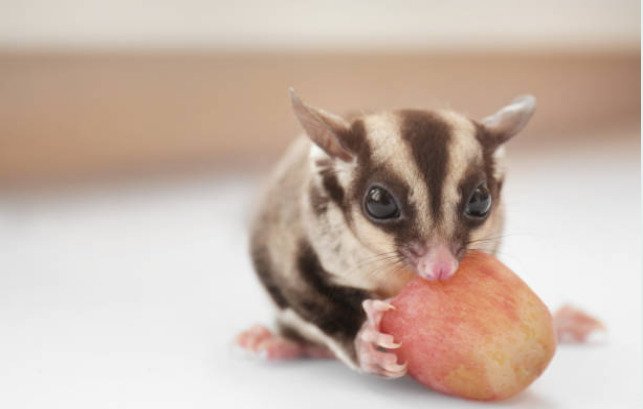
left=465, top=234, right=509, bottom=245
left=338, top=248, right=406, bottom=278
left=352, top=254, right=401, bottom=269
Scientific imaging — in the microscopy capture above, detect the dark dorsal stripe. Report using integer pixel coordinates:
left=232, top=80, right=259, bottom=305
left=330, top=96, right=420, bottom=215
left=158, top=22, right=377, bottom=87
left=400, top=110, right=452, bottom=222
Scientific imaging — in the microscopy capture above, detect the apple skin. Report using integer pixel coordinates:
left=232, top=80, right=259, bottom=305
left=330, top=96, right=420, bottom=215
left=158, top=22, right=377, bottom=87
left=380, top=251, right=556, bottom=401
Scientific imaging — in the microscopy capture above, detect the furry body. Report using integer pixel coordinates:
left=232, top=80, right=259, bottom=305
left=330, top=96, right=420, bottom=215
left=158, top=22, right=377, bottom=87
left=248, top=93, right=535, bottom=373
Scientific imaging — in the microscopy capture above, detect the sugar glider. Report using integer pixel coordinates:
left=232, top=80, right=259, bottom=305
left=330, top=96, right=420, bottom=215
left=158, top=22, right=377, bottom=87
left=236, top=90, right=595, bottom=377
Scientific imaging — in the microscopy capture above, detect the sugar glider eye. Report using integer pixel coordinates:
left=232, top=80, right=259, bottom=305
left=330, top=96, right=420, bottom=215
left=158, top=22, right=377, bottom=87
left=464, top=183, right=492, bottom=219
left=364, top=186, right=400, bottom=220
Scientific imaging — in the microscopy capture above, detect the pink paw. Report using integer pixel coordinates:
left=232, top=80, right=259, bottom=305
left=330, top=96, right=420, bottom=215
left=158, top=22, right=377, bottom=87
left=236, top=324, right=333, bottom=360
left=355, top=299, right=406, bottom=378
left=553, top=304, right=606, bottom=343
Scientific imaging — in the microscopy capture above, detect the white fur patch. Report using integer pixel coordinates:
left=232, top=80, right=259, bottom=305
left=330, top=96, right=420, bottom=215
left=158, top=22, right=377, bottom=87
left=437, top=110, right=482, bottom=237
left=493, top=145, right=507, bottom=180
left=355, top=113, right=433, bottom=242
left=304, top=125, right=415, bottom=295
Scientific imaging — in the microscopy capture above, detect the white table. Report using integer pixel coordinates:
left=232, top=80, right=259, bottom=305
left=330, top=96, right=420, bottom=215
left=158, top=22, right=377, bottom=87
left=0, top=140, right=639, bottom=408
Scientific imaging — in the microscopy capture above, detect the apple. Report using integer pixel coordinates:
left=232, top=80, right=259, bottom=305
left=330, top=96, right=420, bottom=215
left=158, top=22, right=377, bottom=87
left=380, top=251, right=556, bottom=401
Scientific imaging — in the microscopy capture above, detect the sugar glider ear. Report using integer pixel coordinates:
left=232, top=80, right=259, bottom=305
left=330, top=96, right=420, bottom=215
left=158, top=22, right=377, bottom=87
left=481, top=95, right=536, bottom=146
left=289, top=88, right=353, bottom=162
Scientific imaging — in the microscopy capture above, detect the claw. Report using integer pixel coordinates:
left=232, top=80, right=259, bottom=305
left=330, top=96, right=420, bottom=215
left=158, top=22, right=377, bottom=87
left=369, top=299, right=395, bottom=312
left=374, top=333, right=401, bottom=349
left=356, top=298, right=406, bottom=379
left=362, top=349, right=396, bottom=365
left=363, top=299, right=395, bottom=326
left=358, top=325, right=400, bottom=349
left=382, top=360, right=407, bottom=376
left=380, top=370, right=406, bottom=379
left=377, top=337, right=401, bottom=350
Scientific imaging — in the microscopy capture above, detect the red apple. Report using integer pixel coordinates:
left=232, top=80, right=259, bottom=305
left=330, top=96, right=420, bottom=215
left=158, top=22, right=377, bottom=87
left=381, top=251, right=556, bottom=401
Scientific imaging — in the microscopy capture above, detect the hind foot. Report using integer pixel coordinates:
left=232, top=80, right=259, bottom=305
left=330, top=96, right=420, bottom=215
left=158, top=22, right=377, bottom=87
left=236, top=324, right=333, bottom=360
left=553, top=304, right=606, bottom=343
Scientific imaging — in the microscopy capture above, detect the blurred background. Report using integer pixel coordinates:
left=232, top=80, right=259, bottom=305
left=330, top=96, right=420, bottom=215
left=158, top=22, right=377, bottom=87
left=0, top=1, right=640, bottom=408
left=0, top=0, right=640, bottom=183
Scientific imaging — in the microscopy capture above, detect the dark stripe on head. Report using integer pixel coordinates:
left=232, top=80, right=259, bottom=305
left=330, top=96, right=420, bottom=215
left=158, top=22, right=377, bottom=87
left=453, top=165, right=483, bottom=248
left=320, top=167, right=345, bottom=207
left=345, top=117, right=424, bottom=245
left=314, top=119, right=372, bottom=209
left=295, top=239, right=370, bottom=347
left=314, top=119, right=373, bottom=226
left=473, top=122, right=502, bottom=201
left=342, top=119, right=371, bottom=160
left=452, top=122, right=504, bottom=251
left=400, top=110, right=452, bottom=222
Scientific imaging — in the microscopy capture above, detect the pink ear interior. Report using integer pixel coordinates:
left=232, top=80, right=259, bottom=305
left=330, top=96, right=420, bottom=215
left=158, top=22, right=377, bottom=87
left=289, top=88, right=353, bottom=161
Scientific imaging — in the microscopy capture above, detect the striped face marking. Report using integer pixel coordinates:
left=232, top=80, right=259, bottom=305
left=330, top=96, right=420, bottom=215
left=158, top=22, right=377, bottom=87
left=311, top=108, right=506, bottom=277
left=294, top=91, right=534, bottom=280
left=293, top=90, right=529, bottom=283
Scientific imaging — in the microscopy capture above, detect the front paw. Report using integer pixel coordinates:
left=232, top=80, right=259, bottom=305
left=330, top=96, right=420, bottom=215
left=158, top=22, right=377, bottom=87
left=355, top=299, right=407, bottom=378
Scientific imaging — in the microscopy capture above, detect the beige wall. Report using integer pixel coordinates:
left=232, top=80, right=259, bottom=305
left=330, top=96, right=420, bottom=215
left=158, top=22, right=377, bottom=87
left=0, top=51, right=639, bottom=186
left=0, top=1, right=639, bottom=186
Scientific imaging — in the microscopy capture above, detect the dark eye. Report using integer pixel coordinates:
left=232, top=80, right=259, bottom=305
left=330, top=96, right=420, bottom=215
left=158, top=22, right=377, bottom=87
left=364, top=186, right=400, bottom=220
left=464, top=183, right=491, bottom=219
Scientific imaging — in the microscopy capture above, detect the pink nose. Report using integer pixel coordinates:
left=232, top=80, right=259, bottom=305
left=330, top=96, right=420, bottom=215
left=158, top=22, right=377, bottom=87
left=416, top=244, right=459, bottom=281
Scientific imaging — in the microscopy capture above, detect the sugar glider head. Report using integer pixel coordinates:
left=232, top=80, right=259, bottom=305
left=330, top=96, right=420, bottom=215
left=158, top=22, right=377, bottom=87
left=290, top=88, right=535, bottom=281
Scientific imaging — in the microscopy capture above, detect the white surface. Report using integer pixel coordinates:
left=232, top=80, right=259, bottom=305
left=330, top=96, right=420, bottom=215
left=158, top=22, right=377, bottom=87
left=0, top=143, right=640, bottom=408
left=1, top=0, right=639, bottom=51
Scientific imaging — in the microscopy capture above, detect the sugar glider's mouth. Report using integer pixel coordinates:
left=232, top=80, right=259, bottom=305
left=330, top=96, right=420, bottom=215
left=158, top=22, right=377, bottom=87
left=400, top=243, right=460, bottom=281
